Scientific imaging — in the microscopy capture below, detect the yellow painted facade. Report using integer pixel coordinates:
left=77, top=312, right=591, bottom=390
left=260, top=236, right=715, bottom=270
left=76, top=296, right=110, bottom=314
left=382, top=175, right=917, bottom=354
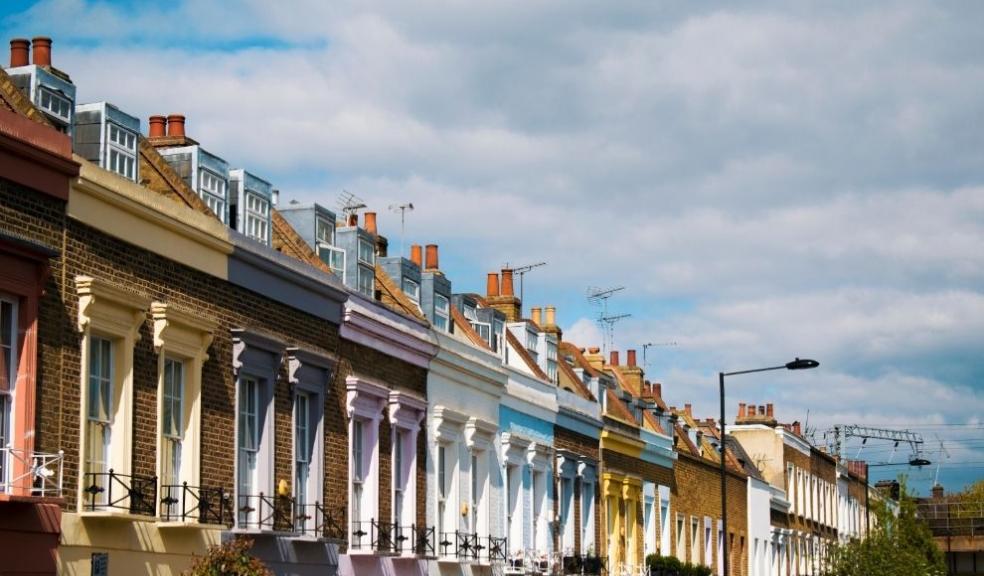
left=602, top=471, right=644, bottom=574
left=68, top=157, right=232, bottom=280
left=58, top=513, right=223, bottom=575
left=59, top=163, right=233, bottom=575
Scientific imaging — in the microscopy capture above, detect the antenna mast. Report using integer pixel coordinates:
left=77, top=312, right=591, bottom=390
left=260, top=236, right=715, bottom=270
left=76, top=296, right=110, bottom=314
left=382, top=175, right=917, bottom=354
left=509, top=262, right=547, bottom=309
left=587, top=286, right=628, bottom=355
left=388, top=202, right=414, bottom=256
left=337, top=190, right=366, bottom=224
left=599, top=313, right=631, bottom=356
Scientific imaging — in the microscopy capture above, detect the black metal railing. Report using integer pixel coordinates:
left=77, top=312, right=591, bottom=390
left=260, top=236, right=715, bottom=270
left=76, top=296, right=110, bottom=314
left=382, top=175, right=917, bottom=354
left=294, top=502, right=347, bottom=544
left=581, top=554, right=607, bottom=575
left=488, top=536, right=508, bottom=562
left=160, top=483, right=232, bottom=526
left=350, top=519, right=400, bottom=553
left=412, top=524, right=436, bottom=557
left=83, top=470, right=157, bottom=516
left=237, top=492, right=294, bottom=532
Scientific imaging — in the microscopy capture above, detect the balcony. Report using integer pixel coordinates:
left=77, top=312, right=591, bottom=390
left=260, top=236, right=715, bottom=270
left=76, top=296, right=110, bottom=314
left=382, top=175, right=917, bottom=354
left=503, top=549, right=562, bottom=575
left=237, top=493, right=294, bottom=532
left=437, top=531, right=509, bottom=564
left=294, top=502, right=347, bottom=545
left=393, top=524, right=436, bottom=557
left=159, top=483, right=233, bottom=526
left=0, top=448, right=64, bottom=499
left=350, top=519, right=400, bottom=554
left=83, top=470, right=156, bottom=516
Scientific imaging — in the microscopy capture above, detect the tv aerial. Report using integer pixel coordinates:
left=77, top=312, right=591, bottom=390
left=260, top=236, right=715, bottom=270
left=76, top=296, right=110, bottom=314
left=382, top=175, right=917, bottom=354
left=599, top=313, right=631, bottom=357
left=641, top=341, right=678, bottom=368
left=338, top=190, right=366, bottom=223
left=388, top=202, right=414, bottom=256
left=504, top=261, right=547, bottom=308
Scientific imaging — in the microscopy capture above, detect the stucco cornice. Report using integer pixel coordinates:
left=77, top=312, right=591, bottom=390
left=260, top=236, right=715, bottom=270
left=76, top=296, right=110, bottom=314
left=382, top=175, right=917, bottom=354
left=341, top=295, right=438, bottom=368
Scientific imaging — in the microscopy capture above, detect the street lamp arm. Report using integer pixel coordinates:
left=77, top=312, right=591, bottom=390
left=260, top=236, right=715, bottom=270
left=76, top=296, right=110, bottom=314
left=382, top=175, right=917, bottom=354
left=721, top=365, right=787, bottom=377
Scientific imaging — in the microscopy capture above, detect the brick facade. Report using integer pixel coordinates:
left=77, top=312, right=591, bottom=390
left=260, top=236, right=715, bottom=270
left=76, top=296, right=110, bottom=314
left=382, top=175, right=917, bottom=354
left=671, top=452, right=748, bottom=576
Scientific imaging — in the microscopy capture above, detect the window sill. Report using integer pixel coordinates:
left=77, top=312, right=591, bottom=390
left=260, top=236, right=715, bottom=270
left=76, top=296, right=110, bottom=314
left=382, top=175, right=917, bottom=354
left=0, top=494, right=66, bottom=505
left=78, top=510, right=157, bottom=522
left=157, top=520, right=227, bottom=530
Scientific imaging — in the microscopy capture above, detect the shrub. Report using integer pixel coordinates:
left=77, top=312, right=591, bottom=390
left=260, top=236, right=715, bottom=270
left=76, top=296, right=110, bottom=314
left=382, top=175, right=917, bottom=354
left=184, top=537, right=273, bottom=576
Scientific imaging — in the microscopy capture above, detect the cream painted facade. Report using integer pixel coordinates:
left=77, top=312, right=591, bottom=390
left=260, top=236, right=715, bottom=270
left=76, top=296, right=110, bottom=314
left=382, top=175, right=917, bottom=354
left=426, top=331, right=507, bottom=576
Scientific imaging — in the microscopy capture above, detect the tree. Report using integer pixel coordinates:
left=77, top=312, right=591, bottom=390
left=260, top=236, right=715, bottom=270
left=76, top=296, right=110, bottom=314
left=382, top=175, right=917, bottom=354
left=825, top=479, right=945, bottom=576
left=184, top=537, right=273, bottom=576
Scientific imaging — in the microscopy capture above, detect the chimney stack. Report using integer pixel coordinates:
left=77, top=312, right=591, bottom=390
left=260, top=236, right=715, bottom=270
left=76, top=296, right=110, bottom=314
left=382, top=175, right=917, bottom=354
left=767, top=403, right=774, bottom=417
left=501, top=269, right=514, bottom=297
left=684, top=403, right=692, bottom=417
left=531, top=307, right=542, bottom=325
left=609, top=350, right=619, bottom=366
left=9, top=38, right=29, bottom=67
left=738, top=403, right=746, bottom=418
left=486, top=272, right=500, bottom=297
left=545, top=306, right=556, bottom=326
left=148, top=115, right=166, bottom=138
left=792, top=421, right=801, bottom=436
left=655, top=383, right=662, bottom=398
left=410, top=244, right=422, bottom=267
left=166, top=114, right=185, bottom=137
left=425, top=244, right=439, bottom=270
left=931, top=484, right=944, bottom=500
left=627, top=349, right=637, bottom=367
left=31, top=36, right=51, bottom=67
left=364, top=212, right=377, bottom=235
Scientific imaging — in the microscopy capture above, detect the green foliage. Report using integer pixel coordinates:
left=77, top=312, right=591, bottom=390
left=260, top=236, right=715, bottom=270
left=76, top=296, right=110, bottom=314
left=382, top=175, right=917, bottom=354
left=824, top=479, right=945, bottom=576
left=645, top=554, right=711, bottom=576
left=184, top=537, right=273, bottom=576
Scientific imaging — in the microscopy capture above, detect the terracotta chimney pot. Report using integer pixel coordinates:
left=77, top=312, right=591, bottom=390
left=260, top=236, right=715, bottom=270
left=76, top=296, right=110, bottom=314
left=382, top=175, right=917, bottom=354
left=738, top=403, right=746, bottom=418
left=627, top=349, right=637, bottom=367
left=148, top=115, right=167, bottom=138
left=166, top=114, right=186, bottom=137
left=610, top=351, right=619, bottom=366
left=588, top=347, right=600, bottom=354
left=486, top=272, right=500, bottom=297
left=501, top=268, right=515, bottom=297
left=531, top=307, right=542, bottom=325
left=545, top=306, right=556, bottom=326
left=364, top=212, right=377, bottom=235
left=767, top=403, right=774, bottom=417
left=347, top=213, right=358, bottom=227
left=655, top=383, right=662, bottom=397
left=684, top=403, right=692, bottom=417
left=410, top=244, right=422, bottom=267
left=758, top=405, right=766, bottom=416
left=425, top=244, right=439, bottom=270
left=31, top=36, right=51, bottom=67
left=9, top=38, right=29, bottom=67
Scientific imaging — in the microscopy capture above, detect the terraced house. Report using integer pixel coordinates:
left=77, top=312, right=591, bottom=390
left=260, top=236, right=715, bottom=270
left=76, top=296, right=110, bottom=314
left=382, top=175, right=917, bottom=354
left=1, top=34, right=894, bottom=576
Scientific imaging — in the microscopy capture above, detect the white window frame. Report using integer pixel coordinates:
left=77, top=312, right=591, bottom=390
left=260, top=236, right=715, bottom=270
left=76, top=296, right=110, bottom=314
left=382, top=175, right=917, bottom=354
left=288, top=347, right=332, bottom=534
left=106, top=122, right=137, bottom=181
left=76, top=277, right=150, bottom=511
left=433, top=406, right=467, bottom=557
left=464, top=417, right=495, bottom=544
left=316, top=216, right=335, bottom=246
left=0, top=295, right=15, bottom=489
left=580, top=463, right=598, bottom=557
left=197, top=168, right=228, bottom=224
left=357, top=265, right=374, bottom=298
left=402, top=277, right=420, bottom=303
left=318, top=243, right=346, bottom=279
left=358, top=238, right=375, bottom=265
left=388, top=390, right=425, bottom=542
left=433, top=293, right=450, bottom=332
left=152, top=302, right=214, bottom=521
left=38, top=86, right=71, bottom=123
left=244, top=191, right=270, bottom=244
left=346, top=375, right=388, bottom=549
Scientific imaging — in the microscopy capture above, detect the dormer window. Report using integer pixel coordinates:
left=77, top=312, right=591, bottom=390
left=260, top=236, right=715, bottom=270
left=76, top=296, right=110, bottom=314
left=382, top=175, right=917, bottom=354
left=402, top=278, right=420, bottom=303
left=545, top=338, right=558, bottom=383
left=358, top=238, right=375, bottom=265
left=357, top=265, right=374, bottom=298
left=525, top=330, right=539, bottom=362
left=39, top=87, right=71, bottom=123
left=316, top=217, right=335, bottom=246
left=106, top=123, right=137, bottom=180
left=198, top=169, right=228, bottom=224
left=433, top=294, right=449, bottom=332
left=244, top=192, right=270, bottom=244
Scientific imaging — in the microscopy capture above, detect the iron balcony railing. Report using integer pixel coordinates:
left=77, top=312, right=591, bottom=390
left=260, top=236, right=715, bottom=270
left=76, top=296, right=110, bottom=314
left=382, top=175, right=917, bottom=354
left=504, top=549, right=565, bottom=574
left=0, top=447, right=64, bottom=497
left=294, top=502, right=347, bottom=544
left=160, top=483, right=233, bottom=526
left=396, top=524, right=436, bottom=557
left=237, top=492, right=294, bottom=532
left=488, top=535, right=508, bottom=563
left=350, top=519, right=400, bottom=553
left=83, top=469, right=157, bottom=516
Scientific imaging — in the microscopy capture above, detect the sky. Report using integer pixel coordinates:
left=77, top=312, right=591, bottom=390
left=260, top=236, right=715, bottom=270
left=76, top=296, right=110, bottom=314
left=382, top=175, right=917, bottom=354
left=3, top=0, right=982, bottom=494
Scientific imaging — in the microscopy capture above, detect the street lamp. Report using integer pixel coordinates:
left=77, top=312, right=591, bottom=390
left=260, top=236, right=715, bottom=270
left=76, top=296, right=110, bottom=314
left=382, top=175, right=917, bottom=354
left=862, top=458, right=931, bottom=534
left=720, top=358, right=819, bottom=576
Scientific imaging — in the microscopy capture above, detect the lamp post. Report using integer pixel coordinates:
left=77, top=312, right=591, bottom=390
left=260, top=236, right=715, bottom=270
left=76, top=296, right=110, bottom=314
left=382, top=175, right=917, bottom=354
left=720, top=358, right=819, bottom=576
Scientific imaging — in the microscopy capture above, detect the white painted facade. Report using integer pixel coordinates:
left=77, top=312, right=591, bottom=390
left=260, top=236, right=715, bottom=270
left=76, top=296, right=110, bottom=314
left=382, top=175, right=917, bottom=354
left=426, top=330, right=507, bottom=576
left=747, top=477, right=773, bottom=576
